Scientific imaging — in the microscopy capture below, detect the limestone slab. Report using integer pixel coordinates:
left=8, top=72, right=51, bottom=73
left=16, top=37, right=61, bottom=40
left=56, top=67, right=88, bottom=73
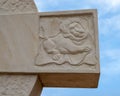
left=0, top=75, right=43, bottom=96
left=0, top=10, right=100, bottom=88
left=0, top=13, right=39, bottom=73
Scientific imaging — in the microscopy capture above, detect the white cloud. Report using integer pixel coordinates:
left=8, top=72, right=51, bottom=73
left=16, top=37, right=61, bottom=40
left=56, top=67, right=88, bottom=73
left=102, top=61, right=120, bottom=76
left=99, top=48, right=120, bottom=86
left=101, top=49, right=120, bottom=76
left=34, top=0, right=120, bottom=16
left=91, top=0, right=120, bottom=11
left=34, top=0, right=45, bottom=11
left=103, top=0, right=120, bottom=9
left=99, top=14, right=120, bottom=35
left=104, top=49, right=120, bottom=59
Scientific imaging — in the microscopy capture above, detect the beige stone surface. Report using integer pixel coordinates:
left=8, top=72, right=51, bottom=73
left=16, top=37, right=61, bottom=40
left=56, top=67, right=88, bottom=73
left=0, top=1, right=43, bottom=95
left=38, top=10, right=100, bottom=87
left=0, top=75, right=43, bottom=96
left=0, top=10, right=99, bottom=73
left=0, top=9, right=100, bottom=88
left=0, top=0, right=37, bottom=14
left=0, top=13, right=39, bottom=73
left=36, top=10, right=99, bottom=72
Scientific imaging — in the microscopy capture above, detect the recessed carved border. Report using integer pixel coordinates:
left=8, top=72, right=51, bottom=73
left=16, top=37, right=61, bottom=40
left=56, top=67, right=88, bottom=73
left=35, top=10, right=99, bottom=71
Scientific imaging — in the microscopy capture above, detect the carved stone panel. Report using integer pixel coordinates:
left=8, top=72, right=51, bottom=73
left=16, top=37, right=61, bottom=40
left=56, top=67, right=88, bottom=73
left=0, top=10, right=99, bottom=73
left=0, top=10, right=100, bottom=88
left=36, top=10, right=100, bottom=88
left=35, top=10, right=99, bottom=72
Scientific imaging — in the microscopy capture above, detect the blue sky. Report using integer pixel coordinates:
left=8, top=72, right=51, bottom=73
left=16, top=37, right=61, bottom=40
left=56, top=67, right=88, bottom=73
left=34, top=0, right=120, bottom=96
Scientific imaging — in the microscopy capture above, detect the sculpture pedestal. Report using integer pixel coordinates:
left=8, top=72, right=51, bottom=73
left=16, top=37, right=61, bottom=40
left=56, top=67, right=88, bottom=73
left=0, top=75, right=43, bottom=96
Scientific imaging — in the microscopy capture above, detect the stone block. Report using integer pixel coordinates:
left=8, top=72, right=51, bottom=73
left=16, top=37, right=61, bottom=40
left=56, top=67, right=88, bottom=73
left=0, top=10, right=100, bottom=88
left=0, top=13, right=39, bottom=73
left=38, top=10, right=100, bottom=88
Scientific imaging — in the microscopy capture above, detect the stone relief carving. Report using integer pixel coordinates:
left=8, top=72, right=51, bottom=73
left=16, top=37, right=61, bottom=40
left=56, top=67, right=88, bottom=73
left=0, top=0, right=37, bottom=13
left=35, top=17, right=97, bottom=66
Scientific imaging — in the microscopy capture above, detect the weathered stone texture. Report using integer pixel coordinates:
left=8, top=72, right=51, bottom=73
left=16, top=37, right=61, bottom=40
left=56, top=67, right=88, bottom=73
left=0, top=75, right=42, bottom=96
left=0, top=10, right=100, bottom=88
left=0, top=1, right=43, bottom=96
left=0, top=0, right=37, bottom=14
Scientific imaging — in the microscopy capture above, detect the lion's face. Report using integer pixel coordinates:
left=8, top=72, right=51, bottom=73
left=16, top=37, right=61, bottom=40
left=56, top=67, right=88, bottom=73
left=69, top=22, right=87, bottom=40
